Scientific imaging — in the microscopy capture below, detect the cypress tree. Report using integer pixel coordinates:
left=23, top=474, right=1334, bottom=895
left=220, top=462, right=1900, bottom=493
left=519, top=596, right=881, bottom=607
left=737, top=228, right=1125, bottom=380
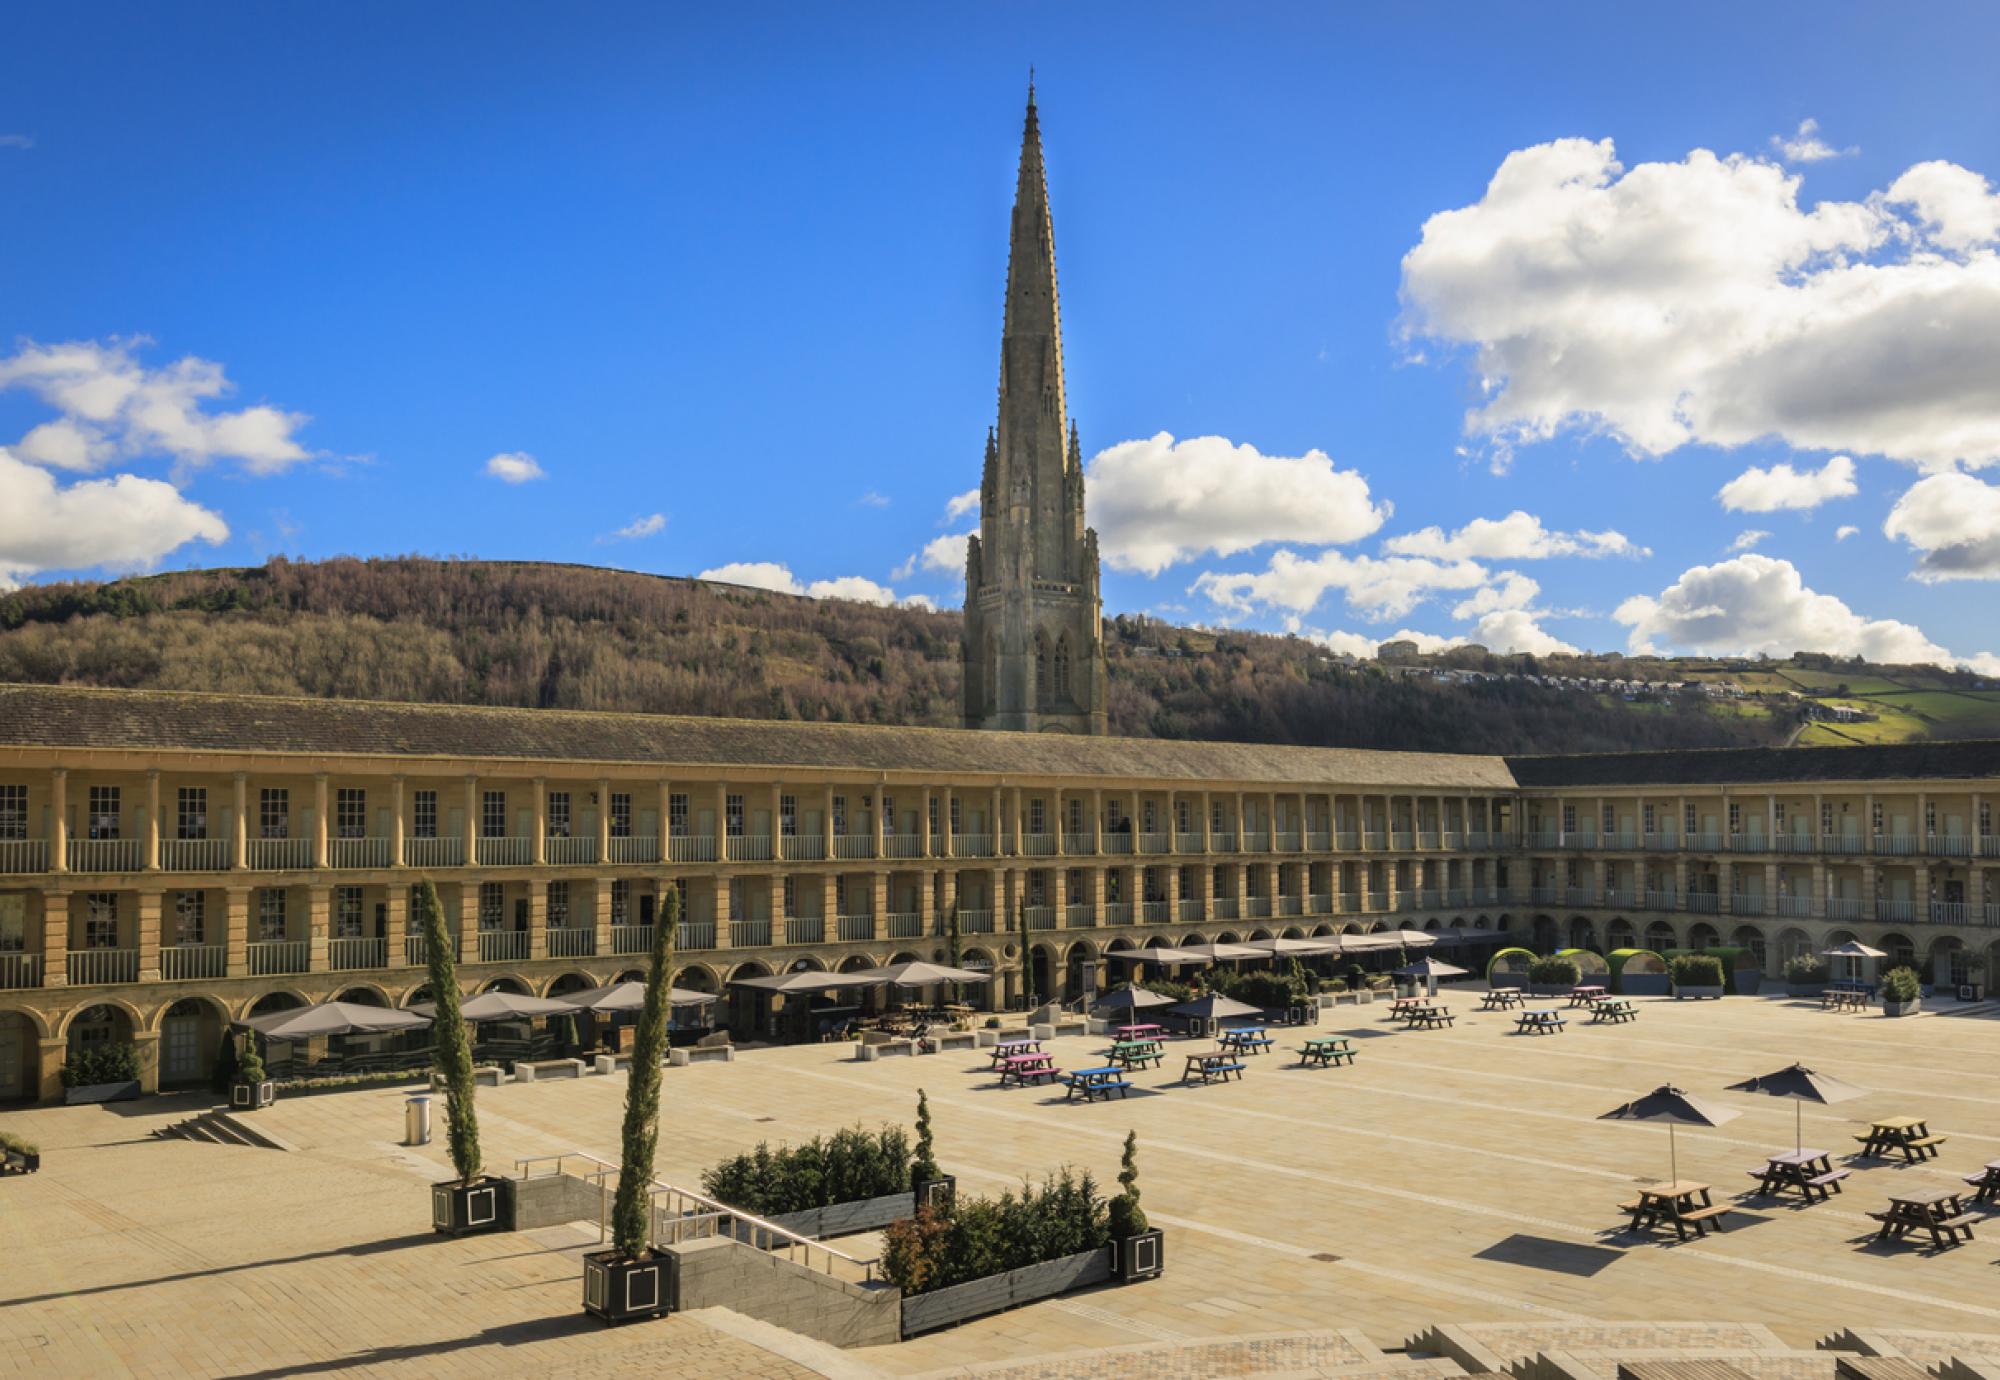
left=610, top=884, right=678, bottom=1258
left=944, top=902, right=962, bottom=1007
left=419, top=878, right=480, bottom=1185
left=1017, top=900, right=1035, bottom=1011
left=1110, top=1130, right=1147, bottom=1237
left=910, top=1088, right=940, bottom=1188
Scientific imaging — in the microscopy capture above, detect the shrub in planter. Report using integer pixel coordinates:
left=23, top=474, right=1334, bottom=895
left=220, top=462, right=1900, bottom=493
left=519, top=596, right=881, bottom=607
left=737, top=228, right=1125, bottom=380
left=1669, top=953, right=1726, bottom=999
left=1784, top=954, right=1830, bottom=993
left=1109, top=1131, right=1162, bottom=1282
left=584, top=887, right=678, bottom=1324
left=231, top=1043, right=276, bottom=1111
left=418, top=878, right=512, bottom=1237
left=0, top=1129, right=38, bottom=1173
left=60, top=1041, right=139, bottom=1090
left=700, top=1124, right=914, bottom=1216
left=1526, top=955, right=1580, bottom=991
left=881, top=1168, right=1108, bottom=1295
left=911, top=1088, right=954, bottom=1212
left=1880, top=965, right=1922, bottom=1016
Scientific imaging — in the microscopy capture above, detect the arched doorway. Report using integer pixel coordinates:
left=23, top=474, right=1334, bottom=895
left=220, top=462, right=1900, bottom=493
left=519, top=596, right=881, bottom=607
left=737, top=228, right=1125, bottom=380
left=0, top=1010, right=40, bottom=1102
left=1029, top=943, right=1056, bottom=1008
left=336, top=986, right=388, bottom=1005
left=247, top=991, right=303, bottom=1018
left=1568, top=917, right=1595, bottom=951
left=479, top=976, right=529, bottom=996
left=159, top=997, right=223, bottom=1089
left=545, top=972, right=593, bottom=998
left=65, top=1003, right=134, bottom=1071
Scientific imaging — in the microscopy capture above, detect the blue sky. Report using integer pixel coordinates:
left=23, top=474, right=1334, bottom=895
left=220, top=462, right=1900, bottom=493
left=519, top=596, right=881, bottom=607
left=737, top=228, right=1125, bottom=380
left=6, top=3, right=2000, bottom=667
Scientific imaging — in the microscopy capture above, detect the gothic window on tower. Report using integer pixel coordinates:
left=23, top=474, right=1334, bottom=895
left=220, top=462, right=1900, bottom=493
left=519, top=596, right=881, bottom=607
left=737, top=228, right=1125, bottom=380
left=984, top=635, right=999, bottom=711
left=1054, top=636, right=1071, bottom=697
left=1034, top=633, right=1049, bottom=701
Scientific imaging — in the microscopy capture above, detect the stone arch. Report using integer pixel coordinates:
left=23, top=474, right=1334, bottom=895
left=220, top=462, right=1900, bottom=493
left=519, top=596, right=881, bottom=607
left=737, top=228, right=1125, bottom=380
left=1687, top=922, right=1722, bottom=951
left=1606, top=917, right=1637, bottom=951
left=961, top=946, right=999, bottom=1011
left=784, top=955, right=829, bottom=973
left=157, top=995, right=228, bottom=1089
left=1643, top=919, right=1678, bottom=952
left=240, top=989, right=307, bottom=1022
left=1423, top=918, right=1441, bottom=932
left=889, top=950, right=923, bottom=966
left=1877, top=932, right=1917, bottom=970
left=837, top=953, right=877, bottom=974
left=1215, top=931, right=1241, bottom=945
left=1310, top=923, right=1336, bottom=937
left=1369, top=921, right=1391, bottom=934
left=1143, top=933, right=1173, bottom=949
left=1281, top=926, right=1304, bottom=939
left=1029, top=941, right=1060, bottom=1002
left=1566, top=916, right=1595, bottom=951
left=541, top=971, right=596, bottom=999
left=1033, top=632, right=1051, bottom=704
left=0, top=1004, right=51, bottom=1039
left=60, top=998, right=140, bottom=1048
left=1925, top=934, right=1969, bottom=988
left=1496, top=913, right=1513, bottom=932
left=1249, top=928, right=1274, bottom=941
left=727, top=960, right=773, bottom=983
left=1530, top=915, right=1558, bottom=951
left=613, top=968, right=646, bottom=984
left=0, top=1008, right=41, bottom=1101
left=397, top=978, right=436, bottom=1007
left=1449, top=916, right=1467, bottom=930
left=1773, top=928, right=1814, bottom=968
left=334, top=983, right=391, bottom=1006
left=1730, top=925, right=1768, bottom=970
left=674, top=962, right=720, bottom=994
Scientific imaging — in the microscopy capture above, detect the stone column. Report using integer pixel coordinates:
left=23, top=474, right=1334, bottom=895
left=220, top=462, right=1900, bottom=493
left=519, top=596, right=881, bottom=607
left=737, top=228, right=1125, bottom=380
left=137, top=889, right=162, bottom=982
left=1087, top=865, right=1106, bottom=926
left=313, top=774, right=330, bottom=870
left=457, top=885, right=479, bottom=966
left=1811, top=859, right=1828, bottom=919
left=875, top=782, right=889, bottom=858
left=919, top=865, right=936, bottom=935
left=144, top=769, right=162, bottom=872
left=715, top=782, right=730, bottom=856
left=38, top=1037, right=68, bottom=1104
left=1718, top=860, right=1734, bottom=916
left=599, top=778, right=615, bottom=863
left=658, top=779, right=674, bottom=861
left=920, top=788, right=934, bottom=859
left=769, top=780, right=784, bottom=859
left=41, top=891, right=67, bottom=987
left=823, top=785, right=837, bottom=858
left=871, top=872, right=889, bottom=940
left=463, top=776, right=480, bottom=867
left=49, top=768, right=68, bottom=875
left=306, top=884, right=331, bottom=970
left=532, top=778, right=548, bottom=866
left=1166, top=860, right=1181, bottom=918
left=940, top=788, right=954, bottom=859
left=991, top=787, right=1004, bottom=855
left=819, top=874, right=839, bottom=943
left=1091, top=788, right=1104, bottom=854
left=225, top=887, right=249, bottom=977
left=1199, top=790, right=1212, bottom=853
left=391, top=776, right=407, bottom=869
left=385, top=884, right=408, bottom=967
left=233, top=772, right=249, bottom=872
left=1234, top=792, right=1247, bottom=848
left=592, top=878, right=614, bottom=955
left=133, top=1029, right=161, bottom=1095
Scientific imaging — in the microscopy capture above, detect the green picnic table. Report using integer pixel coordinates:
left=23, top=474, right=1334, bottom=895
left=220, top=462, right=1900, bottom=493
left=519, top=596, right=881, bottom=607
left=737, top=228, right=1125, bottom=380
left=1297, top=1034, right=1356, bottom=1068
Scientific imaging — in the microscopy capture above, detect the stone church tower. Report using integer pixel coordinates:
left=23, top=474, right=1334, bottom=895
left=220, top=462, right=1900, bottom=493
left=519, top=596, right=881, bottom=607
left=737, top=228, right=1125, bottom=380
left=962, top=85, right=1108, bottom=735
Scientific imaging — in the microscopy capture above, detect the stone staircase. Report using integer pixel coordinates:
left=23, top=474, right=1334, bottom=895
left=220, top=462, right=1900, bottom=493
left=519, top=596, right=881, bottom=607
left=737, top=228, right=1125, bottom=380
left=151, top=1107, right=291, bottom=1151
left=1394, top=1323, right=2000, bottom=1380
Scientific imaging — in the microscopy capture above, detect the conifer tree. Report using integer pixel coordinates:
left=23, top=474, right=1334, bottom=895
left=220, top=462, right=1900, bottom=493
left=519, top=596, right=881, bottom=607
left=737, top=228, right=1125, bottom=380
left=1110, top=1130, right=1147, bottom=1237
left=610, top=885, right=678, bottom=1258
left=911, top=1088, right=940, bottom=1189
left=419, top=878, right=480, bottom=1184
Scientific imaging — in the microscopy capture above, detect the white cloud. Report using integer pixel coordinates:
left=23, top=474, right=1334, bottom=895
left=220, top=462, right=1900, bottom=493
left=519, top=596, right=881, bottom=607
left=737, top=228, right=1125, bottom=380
left=1449, top=571, right=1540, bottom=619
left=0, top=338, right=312, bottom=477
left=1729, top=529, right=1772, bottom=552
left=1883, top=471, right=2000, bottom=580
left=892, top=531, right=973, bottom=586
left=943, top=488, right=980, bottom=522
left=1469, top=608, right=1581, bottom=656
left=1717, top=454, right=1858, bottom=512
left=1835, top=525, right=1859, bottom=541
left=699, top=561, right=801, bottom=594
left=0, top=447, right=229, bottom=588
left=1307, top=627, right=1465, bottom=658
left=1087, top=432, right=1387, bottom=575
left=856, top=491, right=890, bottom=508
left=1385, top=510, right=1646, bottom=561
left=1191, top=549, right=1485, bottom=620
left=1614, top=553, right=1994, bottom=669
left=696, top=560, right=932, bottom=609
left=1770, top=118, right=1852, bottom=164
left=1400, top=138, right=2000, bottom=473
left=605, top=513, right=665, bottom=541
left=483, top=452, right=545, bottom=484
left=0, top=134, right=33, bottom=151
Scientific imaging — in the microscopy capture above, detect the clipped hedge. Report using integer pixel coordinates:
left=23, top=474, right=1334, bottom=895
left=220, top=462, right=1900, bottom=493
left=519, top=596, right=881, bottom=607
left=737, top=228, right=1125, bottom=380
left=0, top=1129, right=37, bottom=1156
left=1784, top=955, right=1829, bottom=985
left=1669, top=954, right=1725, bottom=989
left=60, top=1042, right=140, bottom=1089
left=1527, top=954, right=1580, bottom=987
left=882, top=1169, right=1108, bottom=1295
left=1207, top=967, right=1308, bottom=1010
left=702, top=1125, right=913, bottom=1217
left=1881, top=966, right=1921, bottom=1003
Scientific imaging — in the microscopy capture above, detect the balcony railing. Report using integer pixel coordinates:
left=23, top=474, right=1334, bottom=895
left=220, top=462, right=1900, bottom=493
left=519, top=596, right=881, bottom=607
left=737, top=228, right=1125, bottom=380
left=1983, top=836, right=2000, bottom=859
left=1361, top=832, right=1387, bottom=850
left=1244, top=832, right=1273, bottom=852
left=1334, top=832, right=1359, bottom=851
left=1139, top=832, right=1172, bottom=854
left=1726, top=833, right=1769, bottom=853
left=477, top=929, right=530, bottom=962
left=1339, top=892, right=1361, bottom=912
left=834, top=914, right=874, bottom=942
left=247, top=940, right=309, bottom=975
left=1245, top=897, right=1272, bottom=918
left=1305, top=831, right=1330, bottom=852
left=791, top=917, right=831, bottom=944
left=958, top=908, right=994, bottom=933
left=1137, top=900, right=1166, bottom=923
left=887, top=912, right=923, bottom=939
left=1825, top=897, right=1866, bottom=921
left=67, top=947, right=138, bottom=984
left=1211, top=897, right=1239, bottom=919
left=1062, top=832, right=1094, bottom=855
left=547, top=836, right=599, bottom=865
left=1522, top=831, right=1560, bottom=849
left=1684, top=833, right=1723, bottom=852
left=1774, top=896, right=1813, bottom=918
left=68, top=838, right=141, bottom=872
left=668, top=835, right=718, bottom=863
left=404, top=935, right=428, bottom=966
left=1732, top=894, right=1768, bottom=917
left=1599, top=832, right=1638, bottom=850
left=955, top=834, right=994, bottom=858
left=1529, top=886, right=1561, bottom=906
left=402, top=836, right=464, bottom=868
left=1102, top=833, right=1134, bottom=854
left=1306, top=892, right=1332, bottom=914
left=1211, top=832, right=1238, bottom=852
left=1170, top=832, right=1200, bottom=853
left=676, top=922, right=717, bottom=951
left=1875, top=899, right=1916, bottom=923
left=1874, top=834, right=1918, bottom=856
left=0, top=952, right=42, bottom=989
left=330, top=837, right=393, bottom=869
left=1023, top=905, right=1057, bottom=931
left=1173, top=899, right=1201, bottom=921
left=161, top=838, right=231, bottom=871
left=1279, top=895, right=1304, bottom=916
left=548, top=927, right=597, bottom=957
left=1685, top=893, right=1720, bottom=915
left=476, top=837, right=533, bottom=867
left=1928, top=834, right=1974, bottom=858
left=246, top=837, right=311, bottom=870
left=1274, top=831, right=1302, bottom=852
left=1643, top=889, right=1677, bottom=911
left=607, top=835, right=661, bottom=865
left=1565, top=887, right=1595, bottom=908
left=881, top=833, right=923, bottom=860
left=1063, top=904, right=1094, bottom=929
left=330, top=936, right=388, bottom=970
left=1772, top=834, right=1815, bottom=855
left=1017, top=833, right=1057, bottom=857
left=833, top=836, right=875, bottom=860
left=726, top=834, right=773, bottom=863
left=611, top=924, right=655, bottom=955
left=731, top=920, right=773, bottom=948
left=1103, top=902, right=1133, bottom=925
left=1822, top=833, right=1867, bottom=856
left=0, top=840, right=47, bottom=874
left=1642, top=832, right=1678, bottom=851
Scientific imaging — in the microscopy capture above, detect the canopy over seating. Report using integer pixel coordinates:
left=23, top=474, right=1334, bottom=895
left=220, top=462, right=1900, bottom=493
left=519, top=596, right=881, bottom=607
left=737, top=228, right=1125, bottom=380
left=1336, top=929, right=1439, bottom=953
left=1236, top=937, right=1341, bottom=958
left=1092, top=985, right=1175, bottom=1014
left=239, top=1001, right=433, bottom=1040
left=1105, top=946, right=1217, bottom=966
left=1169, top=994, right=1264, bottom=1021
left=1175, top=942, right=1267, bottom=962
left=1822, top=940, right=1888, bottom=959
left=726, top=970, right=881, bottom=996
left=408, top=991, right=576, bottom=1023
left=1394, top=956, right=1469, bottom=979
left=867, top=960, right=992, bottom=988
left=557, top=980, right=720, bottom=1011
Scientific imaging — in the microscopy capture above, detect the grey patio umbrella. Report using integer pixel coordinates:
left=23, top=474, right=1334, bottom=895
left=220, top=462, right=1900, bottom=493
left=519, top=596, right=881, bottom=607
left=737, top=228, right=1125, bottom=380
left=725, top=970, right=880, bottom=996
left=1237, top=937, right=1342, bottom=958
left=1725, top=1062, right=1868, bottom=1153
left=558, top=980, right=719, bottom=1011
left=1092, top=985, right=1175, bottom=1016
left=1394, top=954, right=1470, bottom=998
left=239, top=1001, right=432, bottom=1040
left=1599, top=1084, right=1742, bottom=1184
left=407, top=991, right=575, bottom=1023
left=1168, top=994, right=1265, bottom=1022
left=1176, top=942, right=1267, bottom=962
left=869, top=960, right=993, bottom=988
left=1106, top=946, right=1217, bottom=967
left=1821, top=940, right=1887, bottom=959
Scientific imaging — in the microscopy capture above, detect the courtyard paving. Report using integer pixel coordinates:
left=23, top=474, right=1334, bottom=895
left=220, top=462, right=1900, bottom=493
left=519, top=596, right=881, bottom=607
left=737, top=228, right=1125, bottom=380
left=2, top=993, right=1997, bottom=1378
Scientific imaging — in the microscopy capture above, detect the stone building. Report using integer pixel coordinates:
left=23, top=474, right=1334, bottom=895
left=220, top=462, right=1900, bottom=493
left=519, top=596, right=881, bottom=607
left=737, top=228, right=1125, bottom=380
left=962, top=84, right=1108, bottom=735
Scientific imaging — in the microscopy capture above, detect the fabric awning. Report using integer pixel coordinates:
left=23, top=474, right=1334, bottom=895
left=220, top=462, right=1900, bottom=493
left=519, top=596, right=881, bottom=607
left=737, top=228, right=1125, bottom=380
left=240, top=1001, right=432, bottom=1040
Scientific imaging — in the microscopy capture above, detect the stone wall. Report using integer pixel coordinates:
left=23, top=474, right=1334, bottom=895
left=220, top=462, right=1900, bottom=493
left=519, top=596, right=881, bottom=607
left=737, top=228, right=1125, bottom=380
left=664, top=1236, right=901, bottom=1348
left=510, top=1171, right=605, bottom=1230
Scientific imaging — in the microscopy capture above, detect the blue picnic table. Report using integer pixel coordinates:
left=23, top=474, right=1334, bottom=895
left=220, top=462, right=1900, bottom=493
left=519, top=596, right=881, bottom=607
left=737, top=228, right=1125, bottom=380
left=1063, top=1065, right=1134, bottom=1102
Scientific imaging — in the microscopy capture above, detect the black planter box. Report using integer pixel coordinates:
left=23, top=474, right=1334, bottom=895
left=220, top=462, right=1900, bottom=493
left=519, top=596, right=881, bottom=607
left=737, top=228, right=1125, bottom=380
left=231, top=1080, right=276, bottom=1111
left=1115, top=1228, right=1164, bottom=1281
left=914, top=1174, right=956, bottom=1214
left=2, top=1149, right=37, bottom=1174
left=63, top=1079, right=141, bottom=1106
left=582, top=1248, right=672, bottom=1324
left=431, top=1176, right=515, bottom=1236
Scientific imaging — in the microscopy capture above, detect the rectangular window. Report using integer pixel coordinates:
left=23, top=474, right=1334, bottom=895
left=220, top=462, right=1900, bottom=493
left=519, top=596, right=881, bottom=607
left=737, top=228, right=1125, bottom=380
left=173, top=891, right=205, bottom=946
left=728, top=878, right=743, bottom=923
left=1925, top=801, right=1937, bottom=836
left=610, top=792, right=631, bottom=838
left=1822, top=802, right=1834, bottom=835
left=832, top=795, right=847, bottom=835
left=412, top=789, right=437, bottom=839
left=1601, top=803, right=1615, bottom=834
left=1067, top=798, right=1083, bottom=835
left=1067, top=869, right=1084, bottom=905
left=1684, top=803, right=1697, bottom=836
left=1643, top=804, right=1656, bottom=835
left=1029, top=799, right=1046, bottom=835
left=548, top=880, right=570, bottom=928
left=334, top=886, right=364, bottom=938
left=257, top=889, right=286, bottom=942
left=336, top=788, right=367, bottom=839
left=1143, top=802, right=1157, bottom=833
left=0, top=894, right=24, bottom=951
left=1982, top=802, right=1992, bottom=838
left=175, top=787, right=208, bottom=841
left=482, top=791, right=507, bottom=838
left=928, top=795, right=940, bottom=838
left=478, top=881, right=505, bottom=930
left=1028, top=871, right=1046, bottom=906
left=668, top=792, right=688, bottom=838
left=1106, top=869, right=1123, bottom=902
left=882, top=797, right=896, bottom=833
left=0, top=784, right=25, bottom=840
left=948, top=797, right=961, bottom=835
left=547, top=791, right=571, bottom=839
left=780, top=794, right=797, bottom=837
left=611, top=879, right=629, bottom=926
left=85, top=891, right=119, bottom=947
left=89, top=785, right=121, bottom=840
left=1727, top=802, right=1740, bottom=835
left=1872, top=801, right=1884, bottom=834
left=782, top=876, right=796, bottom=917
left=725, top=793, right=745, bottom=837
left=1175, top=800, right=1191, bottom=834
left=1106, top=799, right=1124, bottom=830
left=1560, top=804, right=1576, bottom=835
left=260, top=788, right=290, bottom=839
left=1211, top=801, right=1225, bottom=833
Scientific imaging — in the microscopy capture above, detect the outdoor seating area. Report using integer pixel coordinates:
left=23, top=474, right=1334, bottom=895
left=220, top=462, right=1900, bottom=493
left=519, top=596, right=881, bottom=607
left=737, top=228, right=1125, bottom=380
left=1870, top=1188, right=1978, bottom=1249
left=1853, top=1115, right=1947, bottom=1162
left=1746, top=1148, right=1849, bottom=1201
left=1297, top=1033, right=1356, bottom=1066
left=1181, top=1051, right=1245, bottom=1084
left=1515, top=1008, right=1567, bottom=1034
left=1396, top=1001, right=1455, bottom=1029
left=1591, top=997, right=1639, bottom=1023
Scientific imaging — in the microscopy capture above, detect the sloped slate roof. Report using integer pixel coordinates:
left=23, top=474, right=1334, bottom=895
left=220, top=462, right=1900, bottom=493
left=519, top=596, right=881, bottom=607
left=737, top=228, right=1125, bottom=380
left=0, top=683, right=1517, bottom=789
left=1507, top=741, right=2000, bottom=788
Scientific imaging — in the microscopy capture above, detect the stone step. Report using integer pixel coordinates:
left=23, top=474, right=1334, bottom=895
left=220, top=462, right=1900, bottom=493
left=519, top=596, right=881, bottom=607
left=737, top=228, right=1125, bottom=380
left=1409, top=1326, right=1790, bottom=1372
left=1516, top=1349, right=1844, bottom=1380
left=1821, top=1335, right=2000, bottom=1367
left=151, top=1108, right=291, bottom=1151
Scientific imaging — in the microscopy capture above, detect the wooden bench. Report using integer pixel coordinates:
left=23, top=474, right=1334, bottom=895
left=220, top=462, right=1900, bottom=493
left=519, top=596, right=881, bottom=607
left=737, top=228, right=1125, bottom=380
left=1679, top=1204, right=1731, bottom=1233
left=1182, top=1055, right=1246, bottom=1084
left=1933, top=1212, right=1979, bottom=1244
left=1807, top=1168, right=1852, bottom=1195
left=670, top=1044, right=735, bottom=1066
left=1906, top=1134, right=1948, bottom=1158
left=1062, top=1071, right=1133, bottom=1102
left=1515, top=1011, right=1566, bottom=1035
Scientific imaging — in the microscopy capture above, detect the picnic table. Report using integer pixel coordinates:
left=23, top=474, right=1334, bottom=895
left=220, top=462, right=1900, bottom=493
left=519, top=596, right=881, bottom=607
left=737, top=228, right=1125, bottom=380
left=1568, top=985, right=1608, bottom=1007
left=997, top=1052, right=1060, bottom=1088
left=1106, top=1038, right=1163, bottom=1070
left=1853, top=1115, right=1947, bottom=1163
left=1620, top=1180, right=1730, bottom=1241
left=1387, top=996, right=1430, bottom=1017
left=1217, top=1026, right=1276, bottom=1055
left=988, top=1038, right=1042, bottom=1068
left=1478, top=989, right=1524, bottom=1010
left=1062, top=1065, right=1133, bottom=1102
left=1590, top=998, right=1638, bottom=1023
left=1181, top=1051, right=1245, bottom=1085
left=1398, top=1002, right=1455, bottom=1029
left=1960, top=1159, right=2000, bottom=1204
left=1116, top=1022, right=1166, bottom=1042
left=1515, top=1008, right=1566, bottom=1035
left=1745, top=1147, right=1849, bottom=1202
left=1297, top=1034, right=1356, bottom=1067
left=1871, top=1187, right=1977, bottom=1248
left=1821, top=988, right=1869, bottom=1012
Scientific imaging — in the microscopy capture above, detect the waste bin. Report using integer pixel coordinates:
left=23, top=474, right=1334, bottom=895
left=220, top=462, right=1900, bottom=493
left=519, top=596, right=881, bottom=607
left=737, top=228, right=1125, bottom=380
left=405, top=1094, right=433, bottom=1146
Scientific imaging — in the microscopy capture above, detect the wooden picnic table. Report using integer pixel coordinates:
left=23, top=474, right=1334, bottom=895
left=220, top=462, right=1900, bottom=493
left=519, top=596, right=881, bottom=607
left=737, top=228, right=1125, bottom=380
left=1116, top=1022, right=1166, bottom=1042
left=1106, top=1039, right=1164, bottom=1070
left=1872, top=1186, right=1977, bottom=1248
left=997, top=1053, right=1060, bottom=1087
left=1821, top=988, right=1870, bottom=1011
left=1960, top=1159, right=2000, bottom=1203
left=1745, top=1147, right=1848, bottom=1201
left=1590, top=998, right=1638, bottom=1023
left=1620, top=1179, right=1729, bottom=1241
left=1297, top=1034, right=1356, bottom=1067
left=1854, top=1115, right=1947, bottom=1163
left=1181, top=1051, right=1245, bottom=1085
left=1399, top=1002, right=1455, bottom=1029
left=1062, top=1065, right=1133, bottom=1102
left=988, top=1038, right=1042, bottom=1068
left=1478, top=989, right=1524, bottom=1010
left=1568, top=985, right=1608, bottom=1007
left=1217, top=1027, right=1275, bottom=1055
left=1515, top=1008, right=1566, bottom=1035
